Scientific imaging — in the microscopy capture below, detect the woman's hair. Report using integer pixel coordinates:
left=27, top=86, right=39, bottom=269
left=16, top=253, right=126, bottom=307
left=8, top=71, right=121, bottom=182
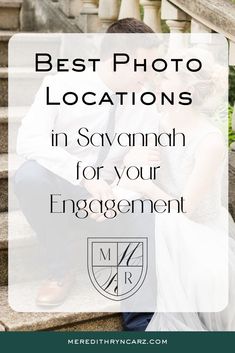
left=106, top=18, right=154, bottom=33
left=173, top=48, right=225, bottom=116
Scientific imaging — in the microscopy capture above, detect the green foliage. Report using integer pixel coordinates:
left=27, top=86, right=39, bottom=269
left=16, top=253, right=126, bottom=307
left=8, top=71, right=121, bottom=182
left=140, top=5, right=144, bottom=20
left=229, top=104, right=235, bottom=146
left=229, top=66, right=235, bottom=105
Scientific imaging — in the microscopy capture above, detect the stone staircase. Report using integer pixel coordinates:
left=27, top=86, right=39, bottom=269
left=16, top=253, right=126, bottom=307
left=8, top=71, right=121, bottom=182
left=0, top=0, right=122, bottom=331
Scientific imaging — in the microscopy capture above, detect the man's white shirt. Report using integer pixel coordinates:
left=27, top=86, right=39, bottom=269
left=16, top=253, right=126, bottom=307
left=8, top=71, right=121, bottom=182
left=17, top=70, right=159, bottom=185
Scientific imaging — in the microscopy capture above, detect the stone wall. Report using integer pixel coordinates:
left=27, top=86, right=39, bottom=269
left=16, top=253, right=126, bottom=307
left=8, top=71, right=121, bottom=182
left=21, top=0, right=81, bottom=32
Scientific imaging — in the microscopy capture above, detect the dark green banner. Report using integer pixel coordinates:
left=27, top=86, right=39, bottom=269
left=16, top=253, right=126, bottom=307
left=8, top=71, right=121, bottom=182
left=0, top=332, right=235, bottom=353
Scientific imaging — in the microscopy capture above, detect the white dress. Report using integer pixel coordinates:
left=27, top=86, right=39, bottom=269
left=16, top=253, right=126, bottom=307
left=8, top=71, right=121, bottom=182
left=146, top=124, right=235, bottom=331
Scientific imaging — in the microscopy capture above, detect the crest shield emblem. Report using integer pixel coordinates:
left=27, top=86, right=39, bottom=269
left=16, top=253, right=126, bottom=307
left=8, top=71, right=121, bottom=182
left=87, top=237, right=148, bottom=301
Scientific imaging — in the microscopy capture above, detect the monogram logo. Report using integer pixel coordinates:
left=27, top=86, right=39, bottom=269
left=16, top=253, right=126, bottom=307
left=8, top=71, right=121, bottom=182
left=87, top=237, right=148, bottom=301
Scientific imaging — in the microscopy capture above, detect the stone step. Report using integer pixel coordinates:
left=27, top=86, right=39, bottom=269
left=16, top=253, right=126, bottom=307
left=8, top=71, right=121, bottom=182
left=0, top=209, right=37, bottom=286
left=0, top=67, right=47, bottom=107
left=0, top=0, right=22, bottom=30
left=0, top=153, right=20, bottom=211
left=0, top=31, right=17, bottom=66
left=0, top=67, right=8, bottom=106
left=2, top=31, right=61, bottom=69
left=8, top=33, right=61, bottom=68
left=0, top=286, right=122, bottom=331
left=0, top=210, right=35, bottom=250
left=0, top=153, right=8, bottom=212
left=0, top=107, right=8, bottom=153
left=0, top=106, right=27, bottom=153
left=0, top=211, right=8, bottom=285
left=0, top=153, right=22, bottom=213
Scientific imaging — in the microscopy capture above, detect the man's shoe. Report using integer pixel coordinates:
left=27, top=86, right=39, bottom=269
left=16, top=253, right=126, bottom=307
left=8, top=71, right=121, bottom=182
left=36, top=272, right=75, bottom=307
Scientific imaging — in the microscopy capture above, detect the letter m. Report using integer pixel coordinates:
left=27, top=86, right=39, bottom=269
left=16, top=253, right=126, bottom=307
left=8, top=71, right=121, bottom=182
left=100, top=248, right=111, bottom=261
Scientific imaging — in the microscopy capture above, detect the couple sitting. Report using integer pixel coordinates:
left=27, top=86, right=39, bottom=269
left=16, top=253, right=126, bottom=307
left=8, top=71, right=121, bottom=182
left=14, top=18, right=235, bottom=331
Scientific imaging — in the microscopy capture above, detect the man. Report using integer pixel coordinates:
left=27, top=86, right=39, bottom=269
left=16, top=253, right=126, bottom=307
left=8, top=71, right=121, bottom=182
left=15, top=18, right=156, bottom=331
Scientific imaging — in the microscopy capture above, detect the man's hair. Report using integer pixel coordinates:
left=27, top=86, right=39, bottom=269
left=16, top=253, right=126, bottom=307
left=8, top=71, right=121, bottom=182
left=107, top=18, right=154, bottom=33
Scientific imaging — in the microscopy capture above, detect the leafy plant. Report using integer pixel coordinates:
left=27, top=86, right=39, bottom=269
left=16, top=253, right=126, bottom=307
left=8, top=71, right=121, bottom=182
left=229, top=104, right=235, bottom=146
left=229, top=66, right=235, bottom=105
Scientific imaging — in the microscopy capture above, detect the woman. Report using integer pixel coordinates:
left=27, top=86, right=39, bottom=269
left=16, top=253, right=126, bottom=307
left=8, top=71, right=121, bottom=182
left=120, top=49, right=235, bottom=330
